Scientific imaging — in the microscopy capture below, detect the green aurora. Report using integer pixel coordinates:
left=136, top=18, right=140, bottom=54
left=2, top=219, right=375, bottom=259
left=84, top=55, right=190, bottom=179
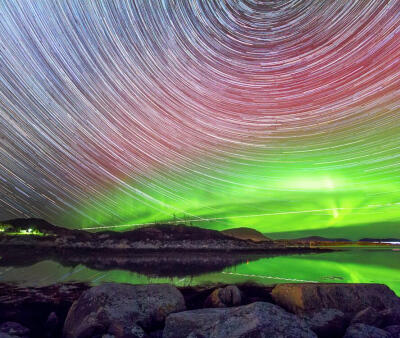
left=59, top=143, right=400, bottom=240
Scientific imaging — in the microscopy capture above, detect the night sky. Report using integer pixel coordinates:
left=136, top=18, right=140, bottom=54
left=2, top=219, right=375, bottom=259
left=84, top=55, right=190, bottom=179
left=1, top=0, right=400, bottom=239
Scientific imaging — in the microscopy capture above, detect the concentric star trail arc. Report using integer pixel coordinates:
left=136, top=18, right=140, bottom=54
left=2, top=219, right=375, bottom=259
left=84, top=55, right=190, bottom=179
left=1, top=0, right=400, bottom=239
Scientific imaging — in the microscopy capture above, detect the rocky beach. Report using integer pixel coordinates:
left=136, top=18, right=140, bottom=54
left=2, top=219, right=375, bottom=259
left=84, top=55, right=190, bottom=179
left=1, top=281, right=400, bottom=338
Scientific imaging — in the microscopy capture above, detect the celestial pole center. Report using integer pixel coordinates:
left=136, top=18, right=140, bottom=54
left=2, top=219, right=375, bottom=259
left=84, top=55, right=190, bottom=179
left=1, top=0, right=400, bottom=239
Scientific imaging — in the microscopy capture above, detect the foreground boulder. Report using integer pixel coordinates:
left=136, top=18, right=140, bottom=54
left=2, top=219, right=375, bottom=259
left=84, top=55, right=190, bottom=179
left=271, top=283, right=399, bottom=315
left=63, top=283, right=185, bottom=338
left=163, top=301, right=317, bottom=338
left=304, top=308, right=348, bottom=338
left=343, top=323, right=391, bottom=338
left=204, top=285, right=242, bottom=308
left=163, top=308, right=227, bottom=337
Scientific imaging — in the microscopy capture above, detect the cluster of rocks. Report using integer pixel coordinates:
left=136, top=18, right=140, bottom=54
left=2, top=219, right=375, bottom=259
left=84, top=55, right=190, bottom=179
left=1, top=282, right=400, bottom=337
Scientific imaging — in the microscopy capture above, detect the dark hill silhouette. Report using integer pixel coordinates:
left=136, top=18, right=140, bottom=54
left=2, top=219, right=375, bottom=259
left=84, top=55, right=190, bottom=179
left=0, top=218, right=245, bottom=242
left=0, top=218, right=334, bottom=252
left=1, top=218, right=67, bottom=233
left=97, top=223, right=235, bottom=242
left=0, top=218, right=94, bottom=239
left=265, top=221, right=400, bottom=241
left=222, top=227, right=271, bottom=242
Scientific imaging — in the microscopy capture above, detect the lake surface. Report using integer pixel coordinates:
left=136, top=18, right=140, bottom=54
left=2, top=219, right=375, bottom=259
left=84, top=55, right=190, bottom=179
left=1, top=248, right=399, bottom=296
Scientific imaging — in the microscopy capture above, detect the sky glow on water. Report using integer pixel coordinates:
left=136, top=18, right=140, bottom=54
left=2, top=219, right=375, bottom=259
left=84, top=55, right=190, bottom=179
left=1, top=249, right=400, bottom=295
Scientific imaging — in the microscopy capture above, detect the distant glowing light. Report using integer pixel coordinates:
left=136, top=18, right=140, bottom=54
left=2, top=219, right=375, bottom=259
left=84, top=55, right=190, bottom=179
left=279, top=176, right=342, bottom=191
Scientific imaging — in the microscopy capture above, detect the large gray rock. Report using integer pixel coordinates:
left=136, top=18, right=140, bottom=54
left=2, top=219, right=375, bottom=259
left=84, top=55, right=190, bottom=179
left=271, top=283, right=399, bottom=315
left=351, top=307, right=383, bottom=327
left=63, top=283, right=185, bottom=338
left=344, top=324, right=391, bottom=338
left=304, top=308, right=348, bottom=338
left=163, top=308, right=227, bottom=338
left=163, top=301, right=317, bottom=338
left=204, top=285, right=242, bottom=308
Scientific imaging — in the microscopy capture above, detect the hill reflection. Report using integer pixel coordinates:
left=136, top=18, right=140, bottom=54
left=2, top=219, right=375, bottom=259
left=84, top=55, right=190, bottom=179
left=0, top=248, right=296, bottom=278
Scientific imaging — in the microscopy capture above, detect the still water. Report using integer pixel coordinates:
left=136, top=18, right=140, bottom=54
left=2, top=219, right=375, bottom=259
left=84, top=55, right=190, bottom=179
left=0, top=248, right=399, bottom=295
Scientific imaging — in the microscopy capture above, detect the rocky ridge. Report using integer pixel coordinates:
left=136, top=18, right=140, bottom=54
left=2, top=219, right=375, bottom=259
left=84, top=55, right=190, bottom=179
left=0, top=218, right=326, bottom=252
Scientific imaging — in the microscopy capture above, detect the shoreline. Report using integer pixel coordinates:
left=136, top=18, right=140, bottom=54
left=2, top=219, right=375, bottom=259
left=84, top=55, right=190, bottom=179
left=1, top=281, right=399, bottom=338
left=0, top=241, right=333, bottom=253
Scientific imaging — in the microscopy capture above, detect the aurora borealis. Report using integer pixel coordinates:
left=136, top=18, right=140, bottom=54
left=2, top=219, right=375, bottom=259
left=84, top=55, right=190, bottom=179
left=1, top=1, right=400, bottom=238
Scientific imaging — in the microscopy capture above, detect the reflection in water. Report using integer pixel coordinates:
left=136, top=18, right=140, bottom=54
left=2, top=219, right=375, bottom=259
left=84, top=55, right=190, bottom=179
left=220, top=248, right=400, bottom=295
left=0, top=248, right=399, bottom=296
left=0, top=248, right=300, bottom=278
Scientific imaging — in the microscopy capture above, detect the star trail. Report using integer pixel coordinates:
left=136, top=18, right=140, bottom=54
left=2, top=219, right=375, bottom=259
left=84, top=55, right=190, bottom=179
left=1, top=0, right=400, bottom=238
